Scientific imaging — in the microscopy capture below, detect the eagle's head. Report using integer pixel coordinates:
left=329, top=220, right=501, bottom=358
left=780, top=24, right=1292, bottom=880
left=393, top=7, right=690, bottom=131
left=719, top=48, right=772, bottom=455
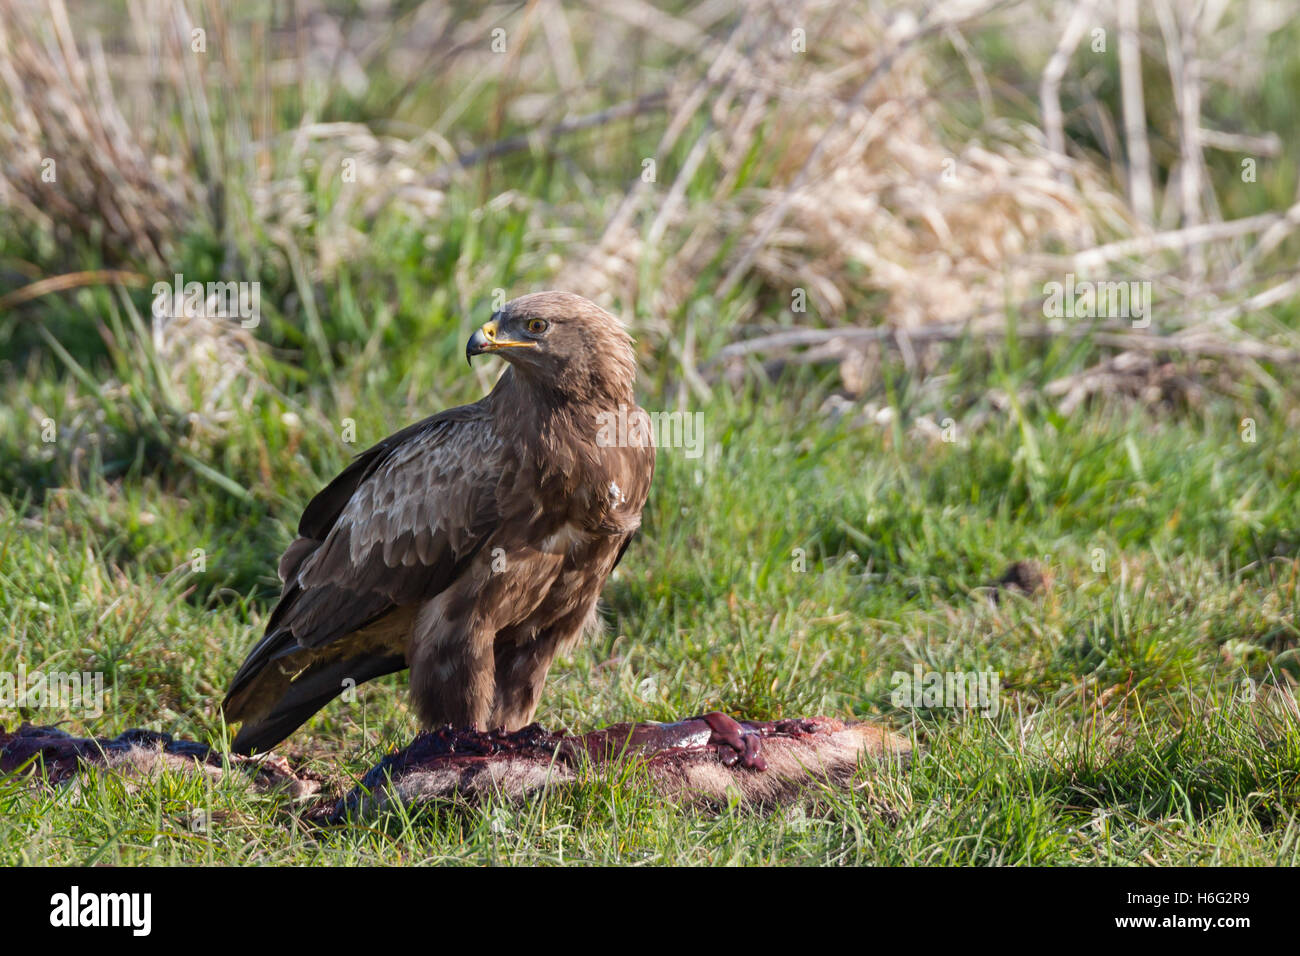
left=467, top=291, right=637, bottom=404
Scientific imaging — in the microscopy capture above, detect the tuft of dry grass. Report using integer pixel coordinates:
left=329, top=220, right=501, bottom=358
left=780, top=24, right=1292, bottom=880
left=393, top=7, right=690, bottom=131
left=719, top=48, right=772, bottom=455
left=0, top=1, right=200, bottom=269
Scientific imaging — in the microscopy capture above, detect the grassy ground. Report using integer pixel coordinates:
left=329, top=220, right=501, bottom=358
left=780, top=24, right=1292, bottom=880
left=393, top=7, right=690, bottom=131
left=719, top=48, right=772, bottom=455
left=2, top=0, right=1299, bottom=865
left=3, top=347, right=1299, bottom=864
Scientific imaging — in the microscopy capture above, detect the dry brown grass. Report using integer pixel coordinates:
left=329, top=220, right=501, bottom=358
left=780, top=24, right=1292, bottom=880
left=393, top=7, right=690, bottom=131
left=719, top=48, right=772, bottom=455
left=0, top=0, right=199, bottom=269
left=559, top=2, right=1130, bottom=331
left=3, top=0, right=1298, bottom=410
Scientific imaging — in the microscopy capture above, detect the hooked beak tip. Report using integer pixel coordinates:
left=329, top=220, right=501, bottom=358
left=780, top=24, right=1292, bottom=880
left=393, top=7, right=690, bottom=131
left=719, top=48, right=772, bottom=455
left=466, top=326, right=491, bottom=363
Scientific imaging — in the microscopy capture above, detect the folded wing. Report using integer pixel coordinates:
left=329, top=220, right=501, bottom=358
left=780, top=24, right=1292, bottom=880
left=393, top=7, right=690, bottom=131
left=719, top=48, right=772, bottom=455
left=222, top=405, right=504, bottom=753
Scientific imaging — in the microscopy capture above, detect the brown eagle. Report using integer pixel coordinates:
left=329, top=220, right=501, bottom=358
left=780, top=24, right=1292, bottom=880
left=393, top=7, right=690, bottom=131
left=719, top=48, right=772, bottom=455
left=222, top=292, right=655, bottom=754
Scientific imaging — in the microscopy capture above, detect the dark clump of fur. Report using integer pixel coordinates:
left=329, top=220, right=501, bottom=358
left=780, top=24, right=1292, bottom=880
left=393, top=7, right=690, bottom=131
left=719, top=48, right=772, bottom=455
left=984, top=560, right=1049, bottom=602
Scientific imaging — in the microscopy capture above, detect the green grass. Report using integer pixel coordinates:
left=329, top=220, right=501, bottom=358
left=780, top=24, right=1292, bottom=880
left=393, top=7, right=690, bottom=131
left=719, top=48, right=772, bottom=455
left=2, top=350, right=1299, bottom=864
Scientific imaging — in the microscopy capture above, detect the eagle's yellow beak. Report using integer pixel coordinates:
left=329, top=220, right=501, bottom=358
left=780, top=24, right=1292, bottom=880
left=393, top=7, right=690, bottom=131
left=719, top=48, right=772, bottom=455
left=466, top=319, right=539, bottom=364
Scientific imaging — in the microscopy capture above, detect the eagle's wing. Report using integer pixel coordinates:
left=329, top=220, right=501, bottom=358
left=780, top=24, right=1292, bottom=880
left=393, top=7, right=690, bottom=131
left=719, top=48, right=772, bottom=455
left=222, top=404, right=504, bottom=753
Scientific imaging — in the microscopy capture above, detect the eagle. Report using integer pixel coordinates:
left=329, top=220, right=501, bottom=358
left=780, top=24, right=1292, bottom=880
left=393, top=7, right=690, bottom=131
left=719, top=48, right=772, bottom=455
left=222, top=292, right=655, bottom=754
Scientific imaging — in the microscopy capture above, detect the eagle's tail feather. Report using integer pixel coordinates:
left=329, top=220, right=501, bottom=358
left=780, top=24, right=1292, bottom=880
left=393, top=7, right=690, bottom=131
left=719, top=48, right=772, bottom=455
left=224, top=651, right=406, bottom=755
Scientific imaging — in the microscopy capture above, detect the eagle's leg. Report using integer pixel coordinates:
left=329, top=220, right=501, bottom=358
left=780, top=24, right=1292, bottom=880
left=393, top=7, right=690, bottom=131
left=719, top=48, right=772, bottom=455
left=488, top=632, right=565, bottom=731
left=698, top=712, right=767, bottom=771
left=488, top=603, right=594, bottom=730
left=408, top=603, right=497, bottom=730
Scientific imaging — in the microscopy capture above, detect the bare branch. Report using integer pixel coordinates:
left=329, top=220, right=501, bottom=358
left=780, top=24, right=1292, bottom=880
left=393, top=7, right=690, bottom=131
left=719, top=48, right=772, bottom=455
left=1118, top=0, right=1154, bottom=224
left=1040, top=0, right=1097, bottom=182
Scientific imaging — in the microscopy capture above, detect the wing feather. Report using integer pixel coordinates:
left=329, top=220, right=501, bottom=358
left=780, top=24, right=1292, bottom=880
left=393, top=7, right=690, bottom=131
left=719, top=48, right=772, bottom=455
left=222, top=404, right=506, bottom=747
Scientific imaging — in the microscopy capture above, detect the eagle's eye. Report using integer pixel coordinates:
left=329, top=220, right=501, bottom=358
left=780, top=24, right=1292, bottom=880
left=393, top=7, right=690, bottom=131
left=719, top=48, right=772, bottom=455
left=526, top=318, right=549, bottom=334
